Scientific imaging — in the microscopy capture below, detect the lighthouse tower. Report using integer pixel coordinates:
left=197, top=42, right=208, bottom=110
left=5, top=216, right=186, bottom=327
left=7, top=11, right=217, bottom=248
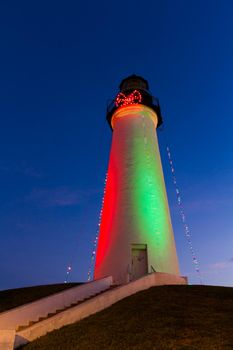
left=94, top=75, right=180, bottom=285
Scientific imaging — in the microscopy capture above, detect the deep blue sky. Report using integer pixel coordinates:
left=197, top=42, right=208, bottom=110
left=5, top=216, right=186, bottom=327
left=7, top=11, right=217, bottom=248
left=0, top=0, right=233, bottom=290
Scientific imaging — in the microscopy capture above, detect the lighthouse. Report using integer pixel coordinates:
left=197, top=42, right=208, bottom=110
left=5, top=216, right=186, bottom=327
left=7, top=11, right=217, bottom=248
left=94, top=75, right=180, bottom=285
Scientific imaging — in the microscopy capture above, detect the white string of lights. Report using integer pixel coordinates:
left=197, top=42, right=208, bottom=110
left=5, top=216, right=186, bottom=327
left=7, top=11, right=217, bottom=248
left=64, top=173, right=108, bottom=284
left=87, top=173, right=108, bottom=281
left=166, top=145, right=203, bottom=284
left=64, top=265, right=72, bottom=283
left=64, top=118, right=108, bottom=284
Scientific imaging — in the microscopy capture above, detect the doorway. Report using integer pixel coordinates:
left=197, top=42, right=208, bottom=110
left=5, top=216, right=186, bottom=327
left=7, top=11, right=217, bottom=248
left=131, top=244, right=148, bottom=280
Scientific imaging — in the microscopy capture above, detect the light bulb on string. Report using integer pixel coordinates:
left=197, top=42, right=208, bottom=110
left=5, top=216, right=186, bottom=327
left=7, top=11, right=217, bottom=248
left=166, top=146, right=203, bottom=284
left=87, top=172, right=108, bottom=281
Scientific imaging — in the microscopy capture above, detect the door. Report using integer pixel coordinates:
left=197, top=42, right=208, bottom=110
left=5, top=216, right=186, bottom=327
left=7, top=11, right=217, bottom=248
left=131, top=244, right=148, bottom=280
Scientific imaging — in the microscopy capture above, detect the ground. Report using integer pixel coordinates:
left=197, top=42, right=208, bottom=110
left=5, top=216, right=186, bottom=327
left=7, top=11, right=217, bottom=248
left=15, top=284, right=233, bottom=350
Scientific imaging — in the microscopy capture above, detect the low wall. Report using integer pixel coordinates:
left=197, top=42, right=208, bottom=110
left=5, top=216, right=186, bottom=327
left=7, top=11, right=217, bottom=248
left=0, top=276, right=112, bottom=330
left=0, top=330, right=15, bottom=350
left=15, top=272, right=186, bottom=348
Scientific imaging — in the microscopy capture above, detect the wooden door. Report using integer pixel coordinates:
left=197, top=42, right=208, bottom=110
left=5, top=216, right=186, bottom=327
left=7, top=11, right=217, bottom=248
left=131, top=244, right=148, bottom=280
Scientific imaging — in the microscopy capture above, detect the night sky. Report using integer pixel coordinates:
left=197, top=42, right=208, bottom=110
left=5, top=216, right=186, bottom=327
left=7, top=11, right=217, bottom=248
left=0, top=0, right=233, bottom=290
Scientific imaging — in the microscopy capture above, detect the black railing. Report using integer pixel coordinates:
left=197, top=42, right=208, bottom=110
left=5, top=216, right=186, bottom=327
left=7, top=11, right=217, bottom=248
left=151, top=265, right=156, bottom=273
left=106, top=91, right=163, bottom=129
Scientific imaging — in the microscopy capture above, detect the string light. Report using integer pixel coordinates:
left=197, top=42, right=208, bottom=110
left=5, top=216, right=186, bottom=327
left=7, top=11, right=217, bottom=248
left=64, top=265, right=72, bottom=283
left=166, top=146, right=203, bottom=284
left=87, top=173, right=108, bottom=281
left=64, top=172, right=108, bottom=283
left=115, top=90, right=142, bottom=107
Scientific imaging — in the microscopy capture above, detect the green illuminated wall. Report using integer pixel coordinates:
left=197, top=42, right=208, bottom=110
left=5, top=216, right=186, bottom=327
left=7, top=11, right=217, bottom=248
left=95, top=105, right=180, bottom=284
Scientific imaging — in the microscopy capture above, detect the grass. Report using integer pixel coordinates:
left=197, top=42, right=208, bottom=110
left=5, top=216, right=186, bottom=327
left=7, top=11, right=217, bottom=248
left=0, top=283, right=80, bottom=313
left=19, top=285, right=233, bottom=350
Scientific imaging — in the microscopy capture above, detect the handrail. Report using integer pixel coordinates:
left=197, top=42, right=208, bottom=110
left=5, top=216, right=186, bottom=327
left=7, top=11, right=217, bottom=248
left=151, top=265, right=156, bottom=273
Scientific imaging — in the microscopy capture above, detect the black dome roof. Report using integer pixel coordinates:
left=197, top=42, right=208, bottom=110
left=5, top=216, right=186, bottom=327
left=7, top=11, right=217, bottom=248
left=119, top=74, right=149, bottom=91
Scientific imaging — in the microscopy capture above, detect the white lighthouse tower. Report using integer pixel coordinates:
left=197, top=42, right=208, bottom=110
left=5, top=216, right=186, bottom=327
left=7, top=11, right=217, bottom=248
left=94, top=75, right=180, bottom=285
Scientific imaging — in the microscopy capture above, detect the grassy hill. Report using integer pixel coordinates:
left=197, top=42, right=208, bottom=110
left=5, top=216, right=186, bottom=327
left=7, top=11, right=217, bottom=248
left=0, top=283, right=80, bottom=313
left=19, top=285, right=233, bottom=350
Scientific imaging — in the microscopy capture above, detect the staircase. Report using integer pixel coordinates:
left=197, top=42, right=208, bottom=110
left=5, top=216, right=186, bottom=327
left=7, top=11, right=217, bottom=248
left=0, top=276, right=113, bottom=350
left=16, top=287, right=113, bottom=332
left=0, top=272, right=187, bottom=349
